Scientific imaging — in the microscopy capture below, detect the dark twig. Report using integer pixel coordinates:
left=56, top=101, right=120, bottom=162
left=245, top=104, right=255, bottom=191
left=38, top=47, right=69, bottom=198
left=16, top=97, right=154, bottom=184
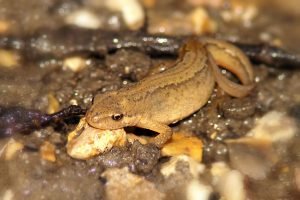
left=0, top=105, right=86, bottom=137
left=233, top=42, right=300, bottom=68
left=0, top=27, right=299, bottom=68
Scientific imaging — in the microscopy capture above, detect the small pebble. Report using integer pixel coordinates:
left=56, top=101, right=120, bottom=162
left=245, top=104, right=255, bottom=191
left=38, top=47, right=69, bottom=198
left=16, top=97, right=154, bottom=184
left=221, top=1, right=258, bottom=27
left=248, top=111, right=297, bottom=142
left=186, top=179, right=212, bottom=200
left=162, top=132, right=203, bottom=162
left=102, top=167, right=165, bottom=200
left=0, top=50, right=19, bottom=68
left=227, top=138, right=278, bottom=180
left=67, top=117, right=126, bottom=159
left=2, top=139, right=24, bottom=161
left=160, top=155, right=205, bottom=178
left=65, top=9, right=102, bottom=29
left=2, top=189, right=14, bottom=200
left=188, top=7, right=217, bottom=35
left=40, top=141, right=56, bottom=162
left=219, top=170, right=246, bottom=200
left=0, top=20, right=9, bottom=33
left=105, top=0, right=145, bottom=30
left=47, top=93, right=60, bottom=114
left=63, top=56, right=87, bottom=72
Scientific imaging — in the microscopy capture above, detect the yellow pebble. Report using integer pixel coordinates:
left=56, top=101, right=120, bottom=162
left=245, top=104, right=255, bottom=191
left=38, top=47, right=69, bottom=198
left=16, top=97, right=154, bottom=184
left=40, top=141, right=56, bottom=162
left=0, top=49, right=19, bottom=68
left=162, top=132, right=203, bottom=162
left=2, top=139, right=24, bottom=160
left=0, top=20, right=10, bottom=33
left=63, top=56, right=87, bottom=72
left=47, top=93, right=60, bottom=114
left=188, top=7, right=217, bottom=35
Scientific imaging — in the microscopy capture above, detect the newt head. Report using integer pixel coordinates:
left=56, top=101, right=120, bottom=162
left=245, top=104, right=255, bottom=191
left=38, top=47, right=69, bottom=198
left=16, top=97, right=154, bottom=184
left=86, top=91, right=138, bottom=130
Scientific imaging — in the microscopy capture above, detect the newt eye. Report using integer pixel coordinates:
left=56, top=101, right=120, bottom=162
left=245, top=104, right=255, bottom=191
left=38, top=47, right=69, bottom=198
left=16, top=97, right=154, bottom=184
left=111, top=114, right=123, bottom=121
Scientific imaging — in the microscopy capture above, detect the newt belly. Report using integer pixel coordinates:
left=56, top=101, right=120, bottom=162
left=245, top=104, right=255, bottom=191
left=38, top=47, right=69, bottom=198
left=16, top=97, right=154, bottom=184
left=86, top=38, right=254, bottom=147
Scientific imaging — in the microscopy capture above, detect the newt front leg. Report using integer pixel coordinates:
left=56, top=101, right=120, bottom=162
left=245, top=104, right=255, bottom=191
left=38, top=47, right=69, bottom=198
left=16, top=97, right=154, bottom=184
left=136, top=118, right=173, bottom=148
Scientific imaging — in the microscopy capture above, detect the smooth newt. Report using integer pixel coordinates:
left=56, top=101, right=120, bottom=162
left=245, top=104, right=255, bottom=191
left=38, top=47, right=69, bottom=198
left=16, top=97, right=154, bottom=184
left=86, top=38, right=254, bottom=147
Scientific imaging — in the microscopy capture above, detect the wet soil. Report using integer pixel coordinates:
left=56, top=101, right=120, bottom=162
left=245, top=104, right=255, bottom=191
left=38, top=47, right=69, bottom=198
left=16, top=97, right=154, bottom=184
left=0, top=0, right=300, bottom=199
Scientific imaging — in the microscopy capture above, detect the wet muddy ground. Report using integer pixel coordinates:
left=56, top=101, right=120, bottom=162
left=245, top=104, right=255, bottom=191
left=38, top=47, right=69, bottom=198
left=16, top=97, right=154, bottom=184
left=0, top=0, right=300, bottom=199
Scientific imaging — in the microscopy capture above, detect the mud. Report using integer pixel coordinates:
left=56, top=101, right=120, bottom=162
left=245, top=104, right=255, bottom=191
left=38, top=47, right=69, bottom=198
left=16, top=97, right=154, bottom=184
left=0, top=0, right=300, bottom=199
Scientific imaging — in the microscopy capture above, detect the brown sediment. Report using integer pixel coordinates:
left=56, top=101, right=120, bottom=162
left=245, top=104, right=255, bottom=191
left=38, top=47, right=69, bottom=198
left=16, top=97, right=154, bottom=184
left=0, top=0, right=300, bottom=199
